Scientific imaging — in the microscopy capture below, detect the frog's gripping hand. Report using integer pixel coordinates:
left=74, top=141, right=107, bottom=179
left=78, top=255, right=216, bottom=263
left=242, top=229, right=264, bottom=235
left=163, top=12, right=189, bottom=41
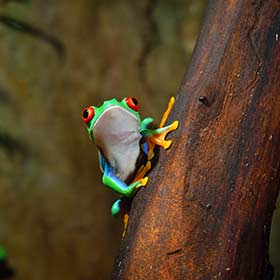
left=146, top=121, right=179, bottom=149
left=138, top=96, right=179, bottom=174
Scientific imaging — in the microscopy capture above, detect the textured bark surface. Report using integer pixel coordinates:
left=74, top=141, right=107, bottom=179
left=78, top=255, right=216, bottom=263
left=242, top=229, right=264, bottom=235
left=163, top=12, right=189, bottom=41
left=112, top=0, right=280, bottom=279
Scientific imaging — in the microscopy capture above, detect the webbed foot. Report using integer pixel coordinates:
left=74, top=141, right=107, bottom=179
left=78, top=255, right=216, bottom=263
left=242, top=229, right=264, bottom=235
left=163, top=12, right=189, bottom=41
left=148, top=120, right=179, bottom=149
left=147, top=96, right=179, bottom=159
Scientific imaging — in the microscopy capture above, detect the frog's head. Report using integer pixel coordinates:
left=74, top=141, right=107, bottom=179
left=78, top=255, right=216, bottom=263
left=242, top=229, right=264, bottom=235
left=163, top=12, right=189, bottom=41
left=82, top=97, right=141, bottom=142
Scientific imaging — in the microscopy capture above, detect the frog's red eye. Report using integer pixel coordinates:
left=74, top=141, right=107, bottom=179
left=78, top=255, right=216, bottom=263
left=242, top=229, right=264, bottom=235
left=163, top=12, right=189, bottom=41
left=82, top=107, right=94, bottom=124
left=125, top=97, right=140, bottom=111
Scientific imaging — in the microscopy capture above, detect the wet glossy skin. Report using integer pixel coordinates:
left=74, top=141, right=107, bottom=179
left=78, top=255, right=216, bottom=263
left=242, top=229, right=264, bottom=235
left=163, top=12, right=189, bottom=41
left=82, top=97, right=178, bottom=215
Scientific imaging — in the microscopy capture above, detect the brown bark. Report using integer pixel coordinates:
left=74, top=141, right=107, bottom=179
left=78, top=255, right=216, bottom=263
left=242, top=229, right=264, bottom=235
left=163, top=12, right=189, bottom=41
left=111, top=0, right=280, bottom=279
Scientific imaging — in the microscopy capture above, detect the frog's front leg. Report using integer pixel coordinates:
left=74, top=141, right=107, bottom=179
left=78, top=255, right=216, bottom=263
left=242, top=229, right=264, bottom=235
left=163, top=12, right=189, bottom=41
left=140, top=97, right=179, bottom=160
left=147, top=122, right=179, bottom=148
left=102, top=162, right=148, bottom=197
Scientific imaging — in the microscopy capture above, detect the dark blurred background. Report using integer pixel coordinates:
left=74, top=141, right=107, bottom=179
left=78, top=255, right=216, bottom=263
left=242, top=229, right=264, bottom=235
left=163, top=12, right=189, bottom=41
left=0, top=1, right=279, bottom=279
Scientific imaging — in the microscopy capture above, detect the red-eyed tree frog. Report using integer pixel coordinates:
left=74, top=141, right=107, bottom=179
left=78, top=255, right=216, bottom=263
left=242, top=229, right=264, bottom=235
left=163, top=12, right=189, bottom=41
left=82, top=97, right=178, bottom=217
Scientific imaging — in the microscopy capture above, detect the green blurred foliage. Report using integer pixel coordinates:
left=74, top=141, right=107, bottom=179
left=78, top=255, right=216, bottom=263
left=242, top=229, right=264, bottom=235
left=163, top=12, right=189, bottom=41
left=0, top=247, right=6, bottom=260
left=0, top=0, right=279, bottom=279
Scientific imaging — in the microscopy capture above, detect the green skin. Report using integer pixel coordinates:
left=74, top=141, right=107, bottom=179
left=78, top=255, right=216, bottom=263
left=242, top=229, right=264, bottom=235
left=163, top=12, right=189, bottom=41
left=0, top=247, right=6, bottom=261
left=87, top=98, right=140, bottom=140
left=84, top=97, right=171, bottom=215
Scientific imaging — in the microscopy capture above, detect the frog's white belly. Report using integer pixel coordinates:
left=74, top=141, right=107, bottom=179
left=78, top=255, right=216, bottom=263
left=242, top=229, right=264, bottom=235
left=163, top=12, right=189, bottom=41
left=93, top=106, right=142, bottom=181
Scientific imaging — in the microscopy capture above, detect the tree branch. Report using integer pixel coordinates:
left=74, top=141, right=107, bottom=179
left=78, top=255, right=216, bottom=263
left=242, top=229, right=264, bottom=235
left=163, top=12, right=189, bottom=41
left=112, top=0, right=280, bottom=278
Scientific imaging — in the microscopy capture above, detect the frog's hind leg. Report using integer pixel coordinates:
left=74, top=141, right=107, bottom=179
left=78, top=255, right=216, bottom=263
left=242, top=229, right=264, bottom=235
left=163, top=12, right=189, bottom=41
left=112, top=196, right=139, bottom=238
left=111, top=198, right=130, bottom=238
left=133, top=160, right=152, bottom=182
